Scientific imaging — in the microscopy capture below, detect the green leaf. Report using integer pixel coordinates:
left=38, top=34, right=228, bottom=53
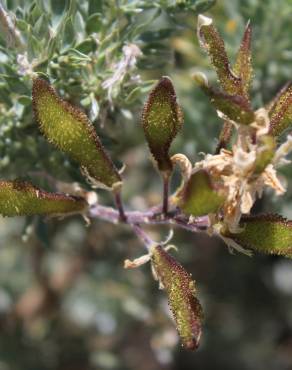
left=193, top=0, right=216, bottom=13
left=233, top=21, right=253, bottom=100
left=75, top=39, right=97, bottom=54
left=140, top=29, right=175, bottom=42
left=85, top=13, right=102, bottom=34
left=178, top=170, right=225, bottom=216
left=224, top=214, right=292, bottom=258
left=269, top=83, right=292, bottom=136
left=193, top=73, right=254, bottom=125
left=151, top=245, right=203, bottom=350
left=197, top=14, right=242, bottom=96
left=18, top=95, right=31, bottom=106
left=32, top=78, right=121, bottom=190
left=0, top=180, right=87, bottom=217
left=125, top=81, right=154, bottom=104
left=142, top=77, right=183, bottom=173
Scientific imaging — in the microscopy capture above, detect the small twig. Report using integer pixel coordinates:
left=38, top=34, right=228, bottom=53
left=114, top=190, right=127, bottom=222
left=88, top=204, right=209, bottom=233
left=132, top=224, right=154, bottom=251
left=28, top=172, right=210, bottom=248
left=162, top=172, right=170, bottom=215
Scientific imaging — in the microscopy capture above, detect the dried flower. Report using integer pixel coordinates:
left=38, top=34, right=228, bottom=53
left=102, top=43, right=142, bottom=104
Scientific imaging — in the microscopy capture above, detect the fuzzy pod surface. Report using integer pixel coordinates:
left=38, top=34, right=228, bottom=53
left=0, top=180, right=87, bottom=217
left=142, top=77, right=183, bottom=173
left=32, top=78, right=121, bottom=190
left=151, top=245, right=203, bottom=350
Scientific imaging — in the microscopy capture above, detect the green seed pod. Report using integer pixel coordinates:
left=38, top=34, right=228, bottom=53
left=193, top=72, right=254, bottom=125
left=269, top=84, right=292, bottom=137
left=0, top=180, right=88, bottom=217
left=178, top=170, right=225, bottom=217
left=151, top=245, right=203, bottom=350
left=223, top=214, right=292, bottom=258
left=197, top=15, right=242, bottom=96
left=142, top=77, right=183, bottom=173
left=233, top=21, right=253, bottom=100
left=32, top=78, right=121, bottom=190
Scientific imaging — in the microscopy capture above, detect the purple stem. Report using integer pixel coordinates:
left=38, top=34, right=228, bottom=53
left=88, top=204, right=209, bottom=233
left=162, top=173, right=170, bottom=215
left=114, top=190, right=127, bottom=222
left=132, top=224, right=154, bottom=251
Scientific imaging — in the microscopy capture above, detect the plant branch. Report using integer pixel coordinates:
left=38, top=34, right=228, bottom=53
left=88, top=203, right=209, bottom=233
left=114, top=189, right=127, bottom=222
left=131, top=224, right=154, bottom=251
left=162, top=172, right=170, bottom=215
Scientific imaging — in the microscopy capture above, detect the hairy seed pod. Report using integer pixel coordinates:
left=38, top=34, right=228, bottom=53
left=142, top=77, right=183, bottom=173
left=193, top=72, right=254, bottom=125
left=151, top=245, right=203, bottom=350
left=0, top=180, right=88, bottom=217
left=32, top=78, right=121, bottom=190
left=223, top=214, right=292, bottom=257
left=233, top=21, right=253, bottom=100
left=269, top=84, right=292, bottom=137
left=178, top=170, right=225, bottom=217
left=197, top=14, right=242, bottom=96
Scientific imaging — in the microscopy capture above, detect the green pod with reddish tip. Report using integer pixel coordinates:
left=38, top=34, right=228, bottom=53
left=32, top=78, right=121, bottom=190
left=233, top=21, right=253, bottom=100
left=151, top=245, right=203, bottom=350
left=0, top=180, right=88, bottom=217
left=193, top=73, right=254, bottom=125
left=197, top=15, right=242, bottom=96
left=178, top=170, right=225, bottom=217
left=224, top=214, right=292, bottom=258
left=269, top=84, right=292, bottom=137
left=142, top=77, right=183, bottom=173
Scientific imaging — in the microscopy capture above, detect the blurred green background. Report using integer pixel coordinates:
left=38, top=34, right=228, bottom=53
left=1, top=0, right=292, bottom=369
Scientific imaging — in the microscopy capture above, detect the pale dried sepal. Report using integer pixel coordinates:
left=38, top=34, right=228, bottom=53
left=171, top=154, right=192, bottom=182
left=212, top=223, right=253, bottom=256
left=171, top=153, right=193, bottom=200
left=251, top=108, right=270, bottom=137
left=262, top=164, right=285, bottom=195
left=124, top=254, right=151, bottom=269
left=273, top=135, right=292, bottom=165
